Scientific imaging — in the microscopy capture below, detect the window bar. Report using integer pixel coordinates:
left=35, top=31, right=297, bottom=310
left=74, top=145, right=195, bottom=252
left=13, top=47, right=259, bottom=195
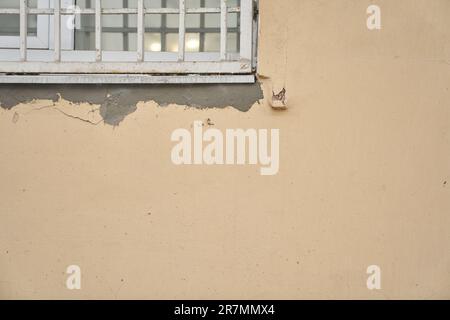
left=54, top=0, right=61, bottom=62
left=0, top=6, right=243, bottom=16
left=161, top=0, right=167, bottom=52
left=137, top=0, right=145, bottom=62
left=19, top=0, right=27, bottom=61
left=220, top=0, right=228, bottom=61
left=123, top=0, right=129, bottom=51
left=95, top=0, right=102, bottom=62
left=199, top=0, right=205, bottom=52
left=0, top=8, right=19, bottom=14
left=239, top=0, right=252, bottom=61
left=178, top=0, right=186, bottom=61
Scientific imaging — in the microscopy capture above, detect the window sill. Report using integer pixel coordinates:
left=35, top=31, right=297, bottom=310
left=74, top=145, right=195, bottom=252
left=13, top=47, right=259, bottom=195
left=0, top=73, right=255, bottom=84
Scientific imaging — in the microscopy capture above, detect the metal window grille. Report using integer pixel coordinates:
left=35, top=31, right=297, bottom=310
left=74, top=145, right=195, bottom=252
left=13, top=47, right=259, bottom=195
left=0, top=0, right=257, bottom=83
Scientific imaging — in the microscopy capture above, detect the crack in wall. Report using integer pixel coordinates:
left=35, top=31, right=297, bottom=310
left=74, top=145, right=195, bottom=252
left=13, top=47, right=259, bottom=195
left=53, top=107, right=104, bottom=126
left=6, top=100, right=105, bottom=126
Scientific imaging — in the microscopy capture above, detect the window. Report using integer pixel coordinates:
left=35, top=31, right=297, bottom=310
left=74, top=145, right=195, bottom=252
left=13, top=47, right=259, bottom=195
left=0, top=0, right=258, bottom=83
left=0, top=0, right=49, bottom=48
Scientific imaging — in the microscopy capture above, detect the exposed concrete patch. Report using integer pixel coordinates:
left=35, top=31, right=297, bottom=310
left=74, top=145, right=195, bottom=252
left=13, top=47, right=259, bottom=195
left=100, top=91, right=138, bottom=126
left=0, top=83, right=263, bottom=126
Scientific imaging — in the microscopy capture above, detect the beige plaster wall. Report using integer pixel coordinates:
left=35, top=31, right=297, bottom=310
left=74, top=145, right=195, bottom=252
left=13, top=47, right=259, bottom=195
left=0, top=0, right=449, bottom=299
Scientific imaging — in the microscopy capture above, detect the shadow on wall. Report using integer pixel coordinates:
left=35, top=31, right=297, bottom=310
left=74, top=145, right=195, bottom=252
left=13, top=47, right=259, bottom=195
left=0, top=83, right=264, bottom=126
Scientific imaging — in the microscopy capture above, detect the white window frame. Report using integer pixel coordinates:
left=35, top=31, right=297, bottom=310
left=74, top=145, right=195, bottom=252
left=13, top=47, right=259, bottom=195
left=0, top=0, right=50, bottom=49
left=0, top=0, right=258, bottom=84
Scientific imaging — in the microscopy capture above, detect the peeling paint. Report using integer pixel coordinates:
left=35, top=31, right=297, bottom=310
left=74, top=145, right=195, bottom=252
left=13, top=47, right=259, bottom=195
left=0, top=83, right=263, bottom=126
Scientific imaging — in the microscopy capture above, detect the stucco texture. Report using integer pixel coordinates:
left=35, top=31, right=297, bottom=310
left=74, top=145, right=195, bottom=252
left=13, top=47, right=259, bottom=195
left=0, top=0, right=449, bottom=299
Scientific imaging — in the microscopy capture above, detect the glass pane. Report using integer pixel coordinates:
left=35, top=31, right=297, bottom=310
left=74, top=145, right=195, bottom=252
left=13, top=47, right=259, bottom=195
left=74, top=0, right=137, bottom=51
left=0, top=0, right=38, bottom=36
left=166, top=32, right=178, bottom=52
left=73, top=0, right=239, bottom=53
left=185, top=0, right=200, bottom=28
left=186, top=0, right=239, bottom=53
left=74, top=0, right=94, bottom=50
left=204, top=32, right=237, bottom=52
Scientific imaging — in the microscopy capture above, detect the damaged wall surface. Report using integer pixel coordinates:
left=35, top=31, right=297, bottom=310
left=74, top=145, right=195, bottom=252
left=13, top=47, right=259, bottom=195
left=0, top=84, right=264, bottom=126
left=0, top=0, right=449, bottom=299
